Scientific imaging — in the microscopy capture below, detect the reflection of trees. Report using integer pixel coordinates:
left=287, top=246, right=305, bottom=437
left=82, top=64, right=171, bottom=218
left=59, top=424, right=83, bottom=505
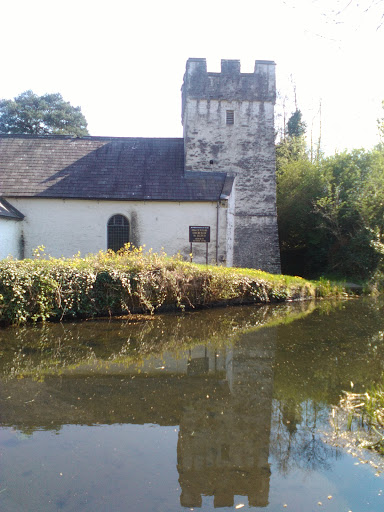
left=271, top=398, right=340, bottom=475
left=269, top=299, right=384, bottom=477
left=274, top=299, right=384, bottom=405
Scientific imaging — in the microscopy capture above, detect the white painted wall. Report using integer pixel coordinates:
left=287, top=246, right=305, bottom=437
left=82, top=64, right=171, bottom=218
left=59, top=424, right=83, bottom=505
left=5, top=197, right=230, bottom=264
left=0, top=218, right=23, bottom=259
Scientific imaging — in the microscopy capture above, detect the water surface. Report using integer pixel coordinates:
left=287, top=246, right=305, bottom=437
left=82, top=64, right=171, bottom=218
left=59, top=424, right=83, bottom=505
left=1, top=299, right=384, bottom=511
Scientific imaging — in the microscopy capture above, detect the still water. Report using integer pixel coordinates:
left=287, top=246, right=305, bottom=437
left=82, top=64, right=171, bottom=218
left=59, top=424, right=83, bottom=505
left=1, top=299, right=384, bottom=511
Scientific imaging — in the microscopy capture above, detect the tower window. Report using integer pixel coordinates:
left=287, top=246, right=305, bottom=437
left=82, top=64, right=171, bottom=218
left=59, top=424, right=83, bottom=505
left=107, top=214, right=130, bottom=252
left=226, top=110, right=234, bottom=125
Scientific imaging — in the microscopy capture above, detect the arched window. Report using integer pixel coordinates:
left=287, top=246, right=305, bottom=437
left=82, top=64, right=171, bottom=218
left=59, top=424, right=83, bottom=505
left=107, top=214, right=130, bottom=252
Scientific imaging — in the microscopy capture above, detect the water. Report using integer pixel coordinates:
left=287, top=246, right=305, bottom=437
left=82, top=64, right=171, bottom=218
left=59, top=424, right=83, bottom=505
left=1, top=299, right=384, bottom=511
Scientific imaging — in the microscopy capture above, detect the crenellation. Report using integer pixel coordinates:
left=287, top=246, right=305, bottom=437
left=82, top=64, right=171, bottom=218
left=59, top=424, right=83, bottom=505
left=221, top=59, right=241, bottom=75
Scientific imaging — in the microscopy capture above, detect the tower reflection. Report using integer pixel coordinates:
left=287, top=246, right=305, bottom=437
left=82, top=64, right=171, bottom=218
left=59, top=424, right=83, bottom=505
left=0, top=324, right=277, bottom=508
left=177, top=327, right=276, bottom=508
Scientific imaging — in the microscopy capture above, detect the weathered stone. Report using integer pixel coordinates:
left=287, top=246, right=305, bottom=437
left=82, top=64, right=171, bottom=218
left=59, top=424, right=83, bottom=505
left=182, top=58, right=281, bottom=273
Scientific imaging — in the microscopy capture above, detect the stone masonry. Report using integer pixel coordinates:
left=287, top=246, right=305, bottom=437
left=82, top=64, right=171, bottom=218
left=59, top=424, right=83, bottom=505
left=182, top=58, right=281, bottom=273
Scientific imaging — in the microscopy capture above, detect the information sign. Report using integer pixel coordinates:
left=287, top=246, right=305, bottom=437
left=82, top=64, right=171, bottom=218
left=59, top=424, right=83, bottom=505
left=189, top=226, right=210, bottom=243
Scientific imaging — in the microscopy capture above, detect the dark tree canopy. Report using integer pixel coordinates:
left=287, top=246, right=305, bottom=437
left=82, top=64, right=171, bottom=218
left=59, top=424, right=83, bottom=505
left=287, top=109, right=306, bottom=138
left=0, top=90, right=89, bottom=136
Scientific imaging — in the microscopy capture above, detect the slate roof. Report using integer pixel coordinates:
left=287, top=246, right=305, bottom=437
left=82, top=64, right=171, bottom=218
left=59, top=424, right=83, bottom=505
left=0, top=135, right=233, bottom=202
left=0, top=197, right=24, bottom=220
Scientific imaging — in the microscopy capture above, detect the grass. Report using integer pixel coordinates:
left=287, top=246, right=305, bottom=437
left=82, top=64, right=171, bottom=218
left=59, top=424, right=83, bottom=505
left=0, top=245, right=346, bottom=326
left=331, top=383, right=384, bottom=456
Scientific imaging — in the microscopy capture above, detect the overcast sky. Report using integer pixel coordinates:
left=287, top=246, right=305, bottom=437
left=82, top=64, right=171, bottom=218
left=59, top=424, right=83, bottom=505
left=2, top=0, right=384, bottom=154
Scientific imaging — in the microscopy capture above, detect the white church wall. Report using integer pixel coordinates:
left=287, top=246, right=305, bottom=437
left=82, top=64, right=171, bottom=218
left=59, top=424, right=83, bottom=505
left=6, top=198, right=229, bottom=264
left=0, top=218, right=22, bottom=259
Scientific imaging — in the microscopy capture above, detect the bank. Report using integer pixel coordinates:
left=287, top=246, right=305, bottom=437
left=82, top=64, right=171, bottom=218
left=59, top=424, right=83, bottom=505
left=0, top=249, right=345, bottom=326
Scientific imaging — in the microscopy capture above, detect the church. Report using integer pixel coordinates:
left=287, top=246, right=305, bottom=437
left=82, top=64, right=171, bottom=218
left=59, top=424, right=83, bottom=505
left=0, top=58, right=281, bottom=273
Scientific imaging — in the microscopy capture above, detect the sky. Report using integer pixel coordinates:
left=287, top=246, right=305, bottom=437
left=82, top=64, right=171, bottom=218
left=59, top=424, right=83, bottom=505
left=2, top=0, right=384, bottom=155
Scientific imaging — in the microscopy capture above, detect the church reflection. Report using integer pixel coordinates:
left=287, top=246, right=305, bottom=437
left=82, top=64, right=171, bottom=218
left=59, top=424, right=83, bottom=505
left=3, top=300, right=384, bottom=509
left=0, top=327, right=276, bottom=508
left=178, top=328, right=275, bottom=508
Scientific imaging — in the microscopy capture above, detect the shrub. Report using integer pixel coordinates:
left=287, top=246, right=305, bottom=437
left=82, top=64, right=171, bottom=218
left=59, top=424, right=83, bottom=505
left=0, top=248, right=336, bottom=326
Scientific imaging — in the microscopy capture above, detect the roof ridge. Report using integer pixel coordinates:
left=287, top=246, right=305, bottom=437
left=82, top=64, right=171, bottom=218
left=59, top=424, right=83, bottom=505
left=0, top=134, right=184, bottom=142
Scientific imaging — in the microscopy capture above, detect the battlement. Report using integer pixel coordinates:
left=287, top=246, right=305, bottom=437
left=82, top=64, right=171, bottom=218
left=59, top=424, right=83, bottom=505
left=183, top=57, right=275, bottom=76
left=182, top=58, right=276, bottom=118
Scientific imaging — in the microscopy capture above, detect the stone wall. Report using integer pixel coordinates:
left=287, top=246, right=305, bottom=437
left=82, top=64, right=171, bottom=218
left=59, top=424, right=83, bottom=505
left=182, top=58, right=281, bottom=273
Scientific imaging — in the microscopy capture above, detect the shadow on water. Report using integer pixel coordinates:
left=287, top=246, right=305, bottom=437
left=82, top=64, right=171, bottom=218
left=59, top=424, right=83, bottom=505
left=1, top=298, right=384, bottom=510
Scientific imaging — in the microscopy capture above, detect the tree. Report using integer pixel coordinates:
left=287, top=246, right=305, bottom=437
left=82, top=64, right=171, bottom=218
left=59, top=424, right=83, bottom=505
left=276, top=90, right=384, bottom=280
left=0, top=90, right=89, bottom=136
left=277, top=139, right=384, bottom=278
left=312, top=149, right=384, bottom=278
left=287, top=109, right=306, bottom=138
left=276, top=109, right=307, bottom=172
left=277, top=158, right=328, bottom=276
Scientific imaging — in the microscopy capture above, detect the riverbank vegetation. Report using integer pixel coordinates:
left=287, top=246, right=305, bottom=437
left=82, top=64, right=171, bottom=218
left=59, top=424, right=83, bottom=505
left=276, top=106, right=384, bottom=291
left=330, top=383, right=384, bottom=458
left=0, top=247, right=341, bottom=326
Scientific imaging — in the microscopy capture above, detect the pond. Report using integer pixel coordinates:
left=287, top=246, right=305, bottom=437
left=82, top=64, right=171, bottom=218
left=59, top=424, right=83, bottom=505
left=1, top=299, right=384, bottom=511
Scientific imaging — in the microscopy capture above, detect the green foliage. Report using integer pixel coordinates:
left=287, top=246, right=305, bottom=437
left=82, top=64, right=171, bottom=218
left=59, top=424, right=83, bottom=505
left=277, top=158, right=327, bottom=275
left=276, top=110, right=307, bottom=171
left=0, top=90, right=88, bottom=136
left=315, top=149, right=383, bottom=277
left=287, top=109, right=306, bottom=138
left=277, top=141, right=384, bottom=279
left=0, top=248, right=333, bottom=326
left=313, top=276, right=344, bottom=298
left=276, top=136, right=307, bottom=171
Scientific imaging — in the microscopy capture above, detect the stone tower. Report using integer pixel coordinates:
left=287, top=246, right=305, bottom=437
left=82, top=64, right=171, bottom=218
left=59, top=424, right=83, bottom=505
left=182, top=58, right=281, bottom=273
